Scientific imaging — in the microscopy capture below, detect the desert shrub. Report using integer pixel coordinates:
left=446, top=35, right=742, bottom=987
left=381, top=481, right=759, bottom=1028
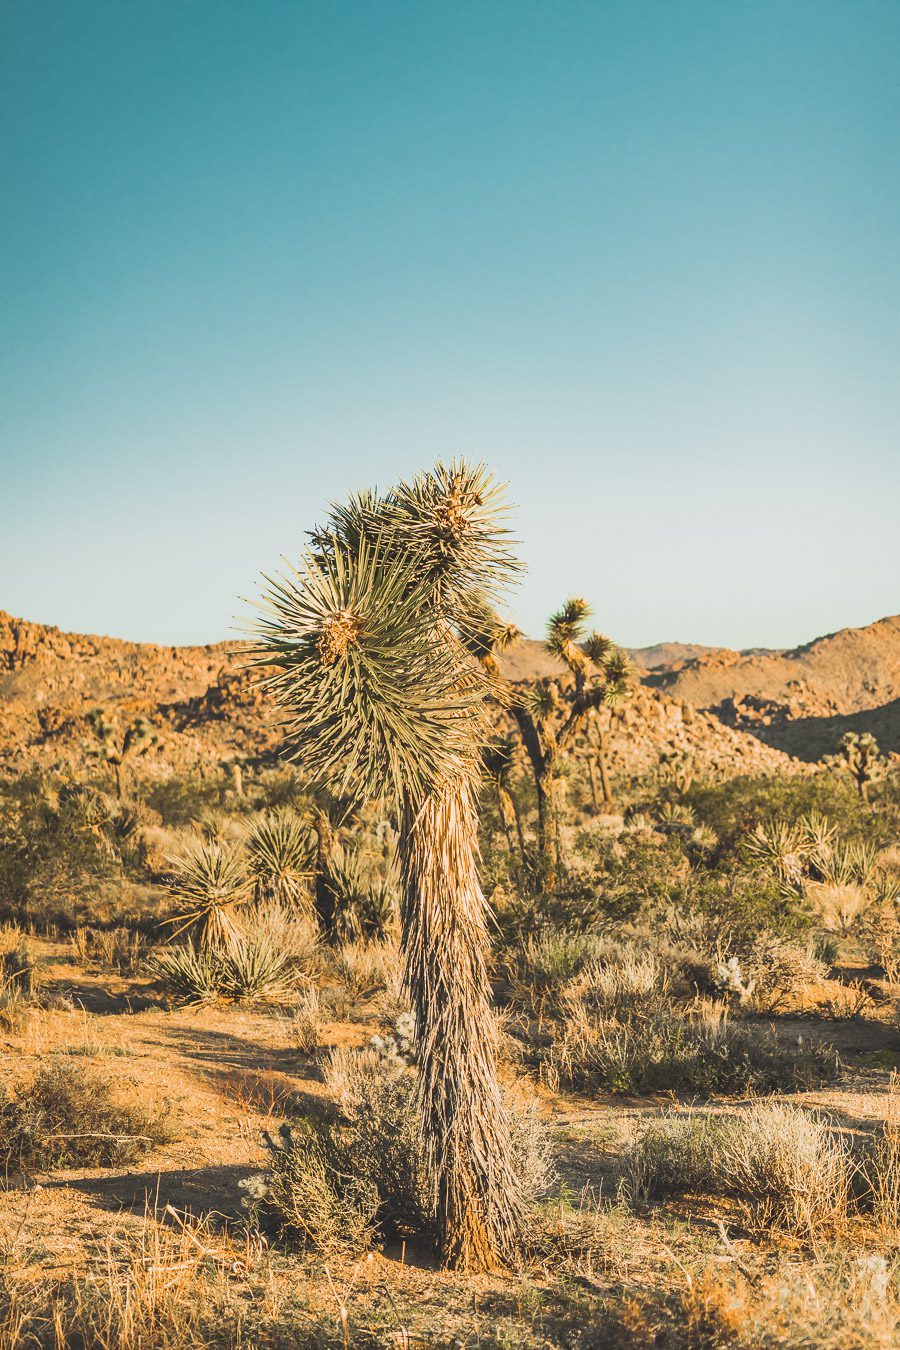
left=250, top=1120, right=379, bottom=1253
left=623, top=1102, right=851, bottom=1235
left=0, top=776, right=133, bottom=929
left=508, top=929, right=608, bottom=1010
left=0, top=1060, right=172, bottom=1170
left=687, top=774, right=891, bottom=854
left=739, top=932, right=829, bottom=1009
left=547, top=982, right=840, bottom=1097
left=247, top=1047, right=551, bottom=1252
left=151, top=932, right=300, bottom=1005
left=323, top=1047, right=434, bottom=1236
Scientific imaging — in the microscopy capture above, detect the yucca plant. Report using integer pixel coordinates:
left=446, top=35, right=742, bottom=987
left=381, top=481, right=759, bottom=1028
left=250, top=461, right=525, bottom=1270
left=246, top=807, right=315, bottom=909
left=164, top=837, right=250, bottom=950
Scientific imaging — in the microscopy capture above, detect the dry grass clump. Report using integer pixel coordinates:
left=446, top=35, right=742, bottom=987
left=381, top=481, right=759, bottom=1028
left=509, top=929, right=608, bottom=1010
left=0, top=931, right=40, bottom=1033
left=0, top=1206, right=263, bottom=1350
left=279, top=984, right=322, bottom=1055
left=70, top=924, right=149, bottom=974
left=332, top=937, right=402, bottom=1002
left=0, top=1060, right=173, bottom=1171
left=624, top=1102, right=851, bottom=1235
left=677, top=1249, right=900, bottom=1350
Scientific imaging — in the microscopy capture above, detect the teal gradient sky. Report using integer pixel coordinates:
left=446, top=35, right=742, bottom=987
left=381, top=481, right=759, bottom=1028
left=2, top=1, right=898, bottom=649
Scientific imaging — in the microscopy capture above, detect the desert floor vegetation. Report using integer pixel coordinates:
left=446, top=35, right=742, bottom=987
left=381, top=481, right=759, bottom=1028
left=1, top=606, right=899, bottom=1343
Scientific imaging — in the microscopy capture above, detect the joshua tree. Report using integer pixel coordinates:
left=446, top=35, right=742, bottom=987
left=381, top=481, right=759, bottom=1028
left=84, top=708, right=157, bottom=799
left=827, top=731, right=882, bottom=801
left=251, top=461, right=525, bottom=1269
left=507, top=599, right=632, bottom=876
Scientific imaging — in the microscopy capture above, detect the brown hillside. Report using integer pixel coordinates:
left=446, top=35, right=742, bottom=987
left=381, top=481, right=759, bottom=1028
left=641, top=614, right=900, bottom=760
left=0, top=610, right=799, bottom=785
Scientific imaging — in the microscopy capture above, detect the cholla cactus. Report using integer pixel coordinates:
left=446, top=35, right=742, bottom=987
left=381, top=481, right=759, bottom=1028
left=825, top=731, right=882, bottom=801
left=370, top=1010, right=417, bottom=1068
left=250, top=461, right=525, bottom=1270
left=714, top=956, right=756, bottom=1004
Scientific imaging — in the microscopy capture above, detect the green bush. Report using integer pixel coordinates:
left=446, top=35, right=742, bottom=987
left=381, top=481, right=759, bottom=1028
left=151, top=932, right=300, bottom=1005
left=0, top=1060, right=173, bottom=1170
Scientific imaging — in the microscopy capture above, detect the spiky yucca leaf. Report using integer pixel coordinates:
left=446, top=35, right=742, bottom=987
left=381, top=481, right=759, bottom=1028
left=164, top=837, right=250, bottom=947
left=246, top=807, right=315, bottom=906
left=253, top=533, right=491, bottom=807
left=546, top=598, right=590, bottom=655
left=387, top=461, right=519, bottom=622
left=584, top=631, right=613, bottom=666
left=150, top=944, right=227, bottom=1004
left=530, top=682, right=559, bottom=718
left=151, top=936, right=299, bottom=1005
left=599, top=648, right=634, bottom=708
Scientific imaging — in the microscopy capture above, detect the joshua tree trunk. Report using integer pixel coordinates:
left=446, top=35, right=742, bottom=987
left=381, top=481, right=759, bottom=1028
left=114, top=761, right=124, bottom=800
left=495, top=782, right=526, bottom=862
left=596, top=729, right=614, bottom=806
left=585, top=758, right=599, bottom=813
left=400, top=778, right=523, bottom=1271
left=311, top=810, right=339, bottom=942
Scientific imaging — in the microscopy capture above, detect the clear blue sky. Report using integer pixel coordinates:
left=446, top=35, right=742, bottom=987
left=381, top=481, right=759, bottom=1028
left=2, top=1, right=898, bottom=650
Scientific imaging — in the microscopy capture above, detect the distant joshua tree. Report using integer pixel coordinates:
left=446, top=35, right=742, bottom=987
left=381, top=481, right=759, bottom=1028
left=251, top=462, right=525, bottom=1270
left=482, top=734, right=526, bottom=860
left=507, top=599, right=632, bottom=876
left=827, top=731, right=882, bottom=801
left=84, top=708, right=157, bottom=799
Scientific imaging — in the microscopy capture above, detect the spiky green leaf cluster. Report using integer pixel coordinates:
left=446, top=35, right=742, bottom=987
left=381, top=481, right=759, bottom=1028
left=250, top=462, right=519, bottom=807
left=246, top=808, right=315, bottom=902
left=164, top=837, right=250, bottom=944
left=546, top=598, right=591, bottom=660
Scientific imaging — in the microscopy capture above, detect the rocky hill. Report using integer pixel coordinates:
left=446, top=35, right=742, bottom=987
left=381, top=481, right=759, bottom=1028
left=1, top=609, right=896, bottom=791
left=641, top=615, right=900, bottom=759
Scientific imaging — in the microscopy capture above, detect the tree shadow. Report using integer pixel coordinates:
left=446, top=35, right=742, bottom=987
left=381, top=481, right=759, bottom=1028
left=43, top=1162, right=253, bottom=1220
